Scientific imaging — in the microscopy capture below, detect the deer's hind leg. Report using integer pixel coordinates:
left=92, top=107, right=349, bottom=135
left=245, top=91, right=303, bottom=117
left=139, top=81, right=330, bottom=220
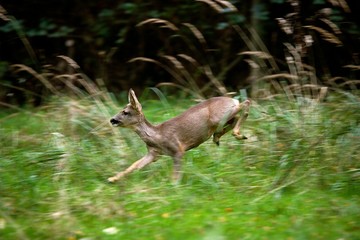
left=213, top=117, right=237, bottom=146
left=232, top=100, right=250, bottom=140
left=213, top=99, right=251, bottom=145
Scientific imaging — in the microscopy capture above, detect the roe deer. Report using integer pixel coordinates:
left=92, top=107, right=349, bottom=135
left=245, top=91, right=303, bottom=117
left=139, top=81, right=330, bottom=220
left=108, top=89, right=250, bottom=183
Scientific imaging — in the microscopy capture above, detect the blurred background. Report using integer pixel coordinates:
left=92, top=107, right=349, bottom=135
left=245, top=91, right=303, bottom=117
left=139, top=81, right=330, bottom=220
left=1, top=0, right=359, bottom=105
left=1, top=1, right=360, bottom=239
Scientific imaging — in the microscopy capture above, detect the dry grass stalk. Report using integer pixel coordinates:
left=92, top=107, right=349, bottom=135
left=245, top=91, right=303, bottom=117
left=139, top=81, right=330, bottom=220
left=162, top=55, right=185, bottom=71
left=129, top=57, right=187, bottom=87
left=214, top=0, right=238, bottom=12
left=280, top=81, right=296, bottom=101
left=196, top=0, right=223, bottom=13
left=328, top=0, right=351, bottom=13
left=339, top=80, right=360, bottom=89
left=343, top=65, right=360, bottom=71
left=53, top=74, right=85, bottom=97
left=284, top=43, right=303, bottom=73
left=182, top=23, right=208, bottom=49
left=326, top=76, right=346, bottom=86
left=232, top=25, right=257, bottom=53
left=128, top=57, right=158, bottom=65
left=248, top=28, right=280, bottom=72
left=260, top=73, right=299, bottom=81
left=233, top=25, right=275, bottom=72
left=317, top=86, right=328, bottom=102
left=304, top=25, right=343, bottom=46
left=162, top=55, right=203, bottom=95
left=202, top=65, right=227, bottom=95
left=75, top=74, right=102, bottom=97
left=156, top=82, right=200, bottom=97
left=238, top=51, right=273, bottom=59
left=162, top=55, right=191, bottom=85
left=0, top=5, right=38, bottom=65
left=320, top=18, right=342, bottom=35
left=0, top=5, right=9, bottom=21
left=57, top=55, right=80, bottom=69
left=258, top=73, right=298, bottom=94
left=177, top=54, right=200, bottom=68
left=285, top=83, right=321, bottom=91
left=136, top=18, right=179, bottom=31
left=276, top=17, right=293, bottom=35
left=11, top=64, right=58, bottom=94
left=283, top=84, right=328, bottom=102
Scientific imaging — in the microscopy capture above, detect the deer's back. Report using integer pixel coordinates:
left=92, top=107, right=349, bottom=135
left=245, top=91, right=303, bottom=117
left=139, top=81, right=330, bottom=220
left=158, top=97, right=240, bottom=150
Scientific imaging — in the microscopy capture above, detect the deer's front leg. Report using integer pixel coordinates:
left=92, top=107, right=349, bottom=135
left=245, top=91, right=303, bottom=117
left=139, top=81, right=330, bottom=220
left=108, top=151, right=158, bottom=183
left=171, top=152, right=184, bottom=184
left=232, top=100, right=250, bottom=140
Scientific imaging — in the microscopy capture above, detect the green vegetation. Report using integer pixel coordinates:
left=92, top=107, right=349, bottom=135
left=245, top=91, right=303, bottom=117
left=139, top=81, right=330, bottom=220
left=1, top=88, right=359, bottom=239
left=1, top=1, right=359, bottom=100
left=1, top=1, right=359, bottom=239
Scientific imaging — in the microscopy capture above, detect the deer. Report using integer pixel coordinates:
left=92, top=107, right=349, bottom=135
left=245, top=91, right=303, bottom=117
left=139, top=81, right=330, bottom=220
left=108, top=89, right=250, bottom=183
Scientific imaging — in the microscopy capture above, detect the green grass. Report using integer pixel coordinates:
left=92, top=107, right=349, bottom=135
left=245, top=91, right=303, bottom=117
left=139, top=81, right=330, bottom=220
left=0, top=92, right=359, bottom=240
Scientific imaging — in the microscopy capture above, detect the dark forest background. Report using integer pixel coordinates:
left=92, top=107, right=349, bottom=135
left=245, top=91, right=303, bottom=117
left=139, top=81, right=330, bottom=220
left=1, top=3, right=360, bottom=239
left=0, top=0, right=359, bottom=106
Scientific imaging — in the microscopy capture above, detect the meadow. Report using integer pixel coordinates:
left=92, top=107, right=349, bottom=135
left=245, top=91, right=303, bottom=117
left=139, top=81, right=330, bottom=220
left=1, top=1, right=360, bottom=239
left=1, top=85, right=359, bottom=239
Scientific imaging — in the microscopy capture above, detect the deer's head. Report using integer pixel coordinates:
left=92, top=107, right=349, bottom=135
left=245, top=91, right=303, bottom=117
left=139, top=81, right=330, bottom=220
left=110, top=89, right=143, bottom=128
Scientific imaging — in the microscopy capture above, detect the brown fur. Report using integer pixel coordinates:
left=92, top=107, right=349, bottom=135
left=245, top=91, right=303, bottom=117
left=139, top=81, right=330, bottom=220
left=108, top=89, right=250, bottom=183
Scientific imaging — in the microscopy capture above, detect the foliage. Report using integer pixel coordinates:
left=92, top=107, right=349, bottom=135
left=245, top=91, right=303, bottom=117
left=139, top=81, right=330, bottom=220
left=0, top=81, right=359, bottom=239
left=0, top=0, right=359, bottom=101
left=0, top=2, right=359, bottom=238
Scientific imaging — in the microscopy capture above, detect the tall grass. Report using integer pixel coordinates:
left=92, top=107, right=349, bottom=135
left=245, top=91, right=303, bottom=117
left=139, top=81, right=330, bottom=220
left=1, top=56, right=359, bottom=239
left=1, top=2, right=360, bottom=239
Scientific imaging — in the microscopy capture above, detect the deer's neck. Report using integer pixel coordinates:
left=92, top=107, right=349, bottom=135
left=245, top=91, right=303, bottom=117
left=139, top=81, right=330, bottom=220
left=133, top=118, right=159, bottom=144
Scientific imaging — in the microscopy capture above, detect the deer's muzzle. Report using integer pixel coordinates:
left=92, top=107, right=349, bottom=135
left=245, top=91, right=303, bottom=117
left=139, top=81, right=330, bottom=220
left=110, top=118, right=121, bottom=126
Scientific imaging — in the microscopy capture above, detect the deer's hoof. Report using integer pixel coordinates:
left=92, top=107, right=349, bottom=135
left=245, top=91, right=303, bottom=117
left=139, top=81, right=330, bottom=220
left=107, top=177, right=117, bottom=183
left=232, top=133, right=248, bottom=140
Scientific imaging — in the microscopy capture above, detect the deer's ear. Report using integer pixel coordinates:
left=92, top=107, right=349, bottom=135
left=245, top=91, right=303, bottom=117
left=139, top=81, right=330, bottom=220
left=128, top=89, right=142, bottom=113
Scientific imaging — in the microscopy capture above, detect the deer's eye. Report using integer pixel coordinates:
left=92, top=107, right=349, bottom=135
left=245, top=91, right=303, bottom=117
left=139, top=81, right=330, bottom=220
left=123, top=111, right=130, bottom=116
